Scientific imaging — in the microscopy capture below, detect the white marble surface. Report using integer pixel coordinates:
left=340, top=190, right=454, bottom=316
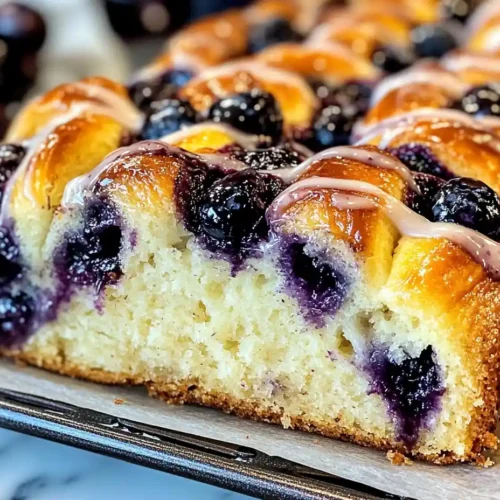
left=0, top=429, right=250, bottom=500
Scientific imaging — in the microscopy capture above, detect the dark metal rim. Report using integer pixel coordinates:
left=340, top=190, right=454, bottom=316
left=0, top=388, right=409, bottom=500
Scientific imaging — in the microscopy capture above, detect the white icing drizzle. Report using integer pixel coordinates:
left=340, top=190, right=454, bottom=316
left=441, top=51, right=500, bottom=74
left=369, top=66, right=468, bottom=107
left=274, top=145, right=419, bottom=191
left=159, top=122, right=261, bottom=150
left=72, top=82, right=143, bottom=131
left=61, top=140, right=250, bottom=207
left=354, top=108, right=500, bottom=149
left=0, top=106, right=99, bottom=223
left=465, top=0, right=500, bottom=39
left=481, top=28, right=500, bottom=52
left=188, top=61, right=317, bottom=105
left=268, top=177, right=500, bottom=278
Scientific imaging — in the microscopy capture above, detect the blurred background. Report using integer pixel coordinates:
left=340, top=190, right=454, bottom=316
left=0, top=0, right=255, bottom=135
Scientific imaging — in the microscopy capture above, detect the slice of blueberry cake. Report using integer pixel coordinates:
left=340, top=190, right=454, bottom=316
left=0, top=0, right=500, bottom=467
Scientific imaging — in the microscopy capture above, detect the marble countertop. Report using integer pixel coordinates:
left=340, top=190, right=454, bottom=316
left=0, top=428, right=250, bottom=500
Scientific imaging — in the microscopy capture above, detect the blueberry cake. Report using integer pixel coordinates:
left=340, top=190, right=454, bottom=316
left=1, top=0, right=500, bottom=465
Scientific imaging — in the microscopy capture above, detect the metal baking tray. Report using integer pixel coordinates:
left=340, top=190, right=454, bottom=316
left=0, top=388, right=409, bottom=500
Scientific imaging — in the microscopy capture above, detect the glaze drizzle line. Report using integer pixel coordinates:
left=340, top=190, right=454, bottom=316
left=267, top=177, right=500, bottom=279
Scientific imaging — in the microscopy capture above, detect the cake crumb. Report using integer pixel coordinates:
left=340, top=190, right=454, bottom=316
left=475, top=456, right=495, bottom=468
left=387, top=451, right=413, bottom=466
left=114, top=398, right=126, bottom=405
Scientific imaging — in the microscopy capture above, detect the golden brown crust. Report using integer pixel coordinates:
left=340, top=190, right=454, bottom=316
left=256, top=43, right=379, bottom=83
left=4, top=348, right=496, bottom=465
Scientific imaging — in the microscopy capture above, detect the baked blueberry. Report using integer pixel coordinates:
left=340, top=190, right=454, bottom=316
left=0, top=143, right=26, bottom=203
left=454, top=84, right=500, bottom=118
left=59, top=198, right=123, bottom=291
left=390, top=143, right=454, bottom=179
left=441, top=0, right=480, bottom=22
left=308, top=104, right=359, bottom=151
left=0, top=291, right=34, bottom=347
left=128, top=69, right=193, bottom=111
left=308, top=78, right=334, bottom=103
left=371, top=45, right=416, bottom=74
left=279, top=238, right=350, bottom=327
left=431, top=178, right=500, bottom=239
left=234, top=147, right=302, bottom=171
left=141, top=98, right=197, bottom=139
left=206, top=89, right=283, bottom=142
left=248, top=17, right=302, bottom=54
left=315, top=81, right=373, bottom=115
left=368, top=346, right=444, bottom=445
left=197, top=169, right=283, bottom=253
left=404, top=173, right=445, bottom=220
left=0, top=226, right=21, bottom=286
left=412, top=22, right=459, bottom=59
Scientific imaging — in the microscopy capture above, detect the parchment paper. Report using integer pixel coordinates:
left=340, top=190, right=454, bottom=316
left=0, top=360, right=497, bottom=500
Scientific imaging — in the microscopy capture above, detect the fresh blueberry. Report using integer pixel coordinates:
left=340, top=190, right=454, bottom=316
left=0, top=291, right=34, bottom=347
left=234, top=147, right=303, bottom=171
left=0, top=143, right=26, bottom=204
left=141, top=98, right=197, bottom=139
left=60, top=198, right=123, bottom=291
left=368, top=346, right=444, bottom=445
left=248, top=17, right=302, bottom=54
left=405, top=173, right=445, bottom=220
left=206, top=89, right=283, bottom=142
left=0, top=226, right=21, bottom=286
left=371, top=45, right=416, bottom=74
left=390, top=143, right=454, bottom=179
left=197, top=169, right=284, bottom=253
left=128, top=69, right=194, bottom=111
left=441, top=0, right=480, bottom=22
left=308, top=104, right=359, bottom=151
left=412, top=22, right=459, bottom=59
left=431, top=177, right=500, bottom=238
left=454, top=84, right=500, bottom=118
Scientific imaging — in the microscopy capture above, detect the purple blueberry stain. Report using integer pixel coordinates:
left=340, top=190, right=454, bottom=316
left=0, top=225, right=22, bottom=287
left=278, top=236, right=352, bottom=327
left=0, top=290, right=35, bottom=347
left=55, top=196, right=124, bottom=295
left=366, top=345, right=445, bottom=446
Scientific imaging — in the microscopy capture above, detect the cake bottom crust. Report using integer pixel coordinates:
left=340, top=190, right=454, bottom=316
left=5, top=350, right=496, bottom=466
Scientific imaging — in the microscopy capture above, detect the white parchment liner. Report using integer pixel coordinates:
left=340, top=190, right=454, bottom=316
left=0, top=360, right=497, bottom=500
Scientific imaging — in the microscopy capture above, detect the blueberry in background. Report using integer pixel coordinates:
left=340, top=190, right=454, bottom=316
left=412, top=22, right=460, bottom=59
left=104, top=0, right=190, bottom=39
left=371, top=45, right=416, bottom=74
left=141, top=98, right=198, bottom=139
left=310, top=80, right=373, bottom=116
left=128, top=69, right=194, bottom=112
left=0, top=143, right=26, bottom=203
left=440, top=0, right=480, bottom=23
left=453, top=84, right=500, bottom=118
left=248, top=17, right=302, bottom=54
left=207, top=89, right=283, bottom=143
left=306, top=103, right=360, bottom=152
